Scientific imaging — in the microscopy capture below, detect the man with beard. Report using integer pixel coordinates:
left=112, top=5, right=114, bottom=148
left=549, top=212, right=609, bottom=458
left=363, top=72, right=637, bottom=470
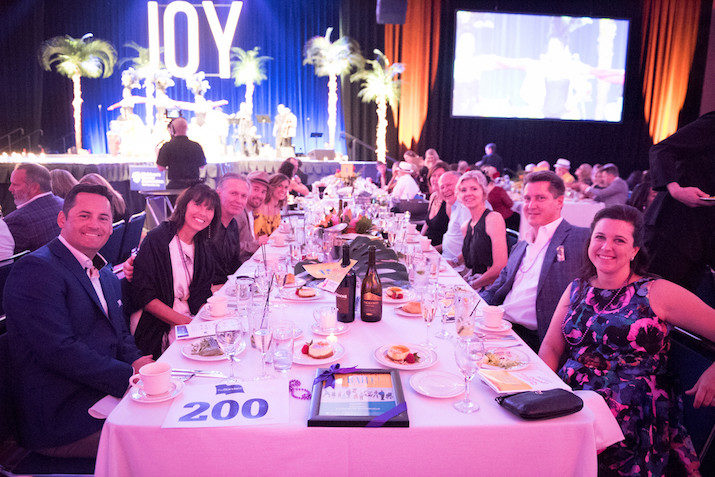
left=235, top=171, right=270, bottom=261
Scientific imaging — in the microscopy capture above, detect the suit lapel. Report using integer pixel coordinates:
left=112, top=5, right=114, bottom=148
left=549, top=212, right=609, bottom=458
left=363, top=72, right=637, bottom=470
left=536, top=222, right=570, bottom=297
left=504, top=241, right=527, bottom=291
left=48, top=239, right=109, bottom=317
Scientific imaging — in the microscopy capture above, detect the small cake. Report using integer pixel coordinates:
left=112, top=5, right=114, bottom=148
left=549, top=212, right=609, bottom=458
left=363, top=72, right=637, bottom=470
left=308, top=340, right=334, bottom=359
left=387, top=345, right=411, bottom=362
left=386, top=286, right=404, bottom=299
left=296, top=286, right=316, bottom=298
left=284, top=273, right=295, bottom=285
left=402, top=301, right=422, bottom=314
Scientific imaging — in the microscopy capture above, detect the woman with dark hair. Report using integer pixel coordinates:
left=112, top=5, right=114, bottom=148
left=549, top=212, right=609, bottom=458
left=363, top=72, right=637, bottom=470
left=254, top=173, right=290, bottom=237
left=49, top=169, right=78, bottom=199
left=129, top=183, right=221, bottom=358
left=421, top=161, right=450, bottom=246
left=277, top=158, right=309, bottom=196
left=483, top=173, right=520, bottom=230
left=540, top=205, right=714, bottom=475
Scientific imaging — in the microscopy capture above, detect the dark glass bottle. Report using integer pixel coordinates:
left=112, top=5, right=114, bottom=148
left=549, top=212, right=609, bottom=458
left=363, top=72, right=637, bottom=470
left=360, top=246, right=382, bottom=322
left=336, top=244, right=356, bottom=323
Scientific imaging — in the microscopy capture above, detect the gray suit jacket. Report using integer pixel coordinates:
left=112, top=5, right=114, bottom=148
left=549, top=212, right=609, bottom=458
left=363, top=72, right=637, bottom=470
left=479, top=220, right=590, bottom=342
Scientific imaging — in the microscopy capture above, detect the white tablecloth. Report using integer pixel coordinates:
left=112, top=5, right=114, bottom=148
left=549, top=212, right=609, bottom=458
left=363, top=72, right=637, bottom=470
left=95, top=246, right=622, bottom=477
left=514, top=200, right=605, bottom=236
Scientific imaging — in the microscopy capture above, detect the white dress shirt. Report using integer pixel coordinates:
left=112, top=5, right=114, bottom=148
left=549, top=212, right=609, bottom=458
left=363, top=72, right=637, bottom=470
left=441, top=200, right=470, bottom=261
left=58, top=235, right=108, bottom=315
left=501, top=217, right=563, bottom=330
left=391, top=174, right=420, bottom=201
left=168, top=235, right=193, bottom=317
left=16, top=191, right=52, bottom=209
left=0, top=219, right=15, bottom=260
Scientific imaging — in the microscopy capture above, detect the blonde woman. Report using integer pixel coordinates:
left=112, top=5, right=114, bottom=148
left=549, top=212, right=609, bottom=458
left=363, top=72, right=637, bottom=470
left=254, top=173, right=289, bottom=237
left=49, top=169, right=78, bottom=199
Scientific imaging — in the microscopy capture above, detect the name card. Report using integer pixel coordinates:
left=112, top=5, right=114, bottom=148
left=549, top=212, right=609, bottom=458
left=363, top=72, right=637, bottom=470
left=162, top=379, right=289, bottom=428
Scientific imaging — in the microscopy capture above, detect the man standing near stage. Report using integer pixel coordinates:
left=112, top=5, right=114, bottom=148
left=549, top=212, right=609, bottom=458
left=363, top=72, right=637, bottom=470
left=156, top=117, right=206, bottom=190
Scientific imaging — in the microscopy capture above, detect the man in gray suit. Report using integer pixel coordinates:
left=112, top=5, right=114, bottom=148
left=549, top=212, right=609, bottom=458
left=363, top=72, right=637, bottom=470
left=480, top=171, right=589, bottom=351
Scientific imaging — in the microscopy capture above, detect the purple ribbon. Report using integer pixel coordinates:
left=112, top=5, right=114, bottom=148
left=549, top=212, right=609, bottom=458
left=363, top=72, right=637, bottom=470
left=313, top=364, right=359, bottom=389
left=365, top=402, right=408, bottom=427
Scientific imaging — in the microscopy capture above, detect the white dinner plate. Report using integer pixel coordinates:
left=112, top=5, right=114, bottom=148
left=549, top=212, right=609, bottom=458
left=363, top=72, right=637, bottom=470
left=373, top=344, right=438, bottom=370
left=311, top=322, right=350, bottom=336
left=482, top=348, right=530, bottom=371
left=475, top=319, right=513, bottom=334
left=410, top=371, right=464, bottom=398
left=131, top=380, right=185, bottom=403
left=181, top=339, right=247, bottom=361
left=282, top=277, right=306, bottom=289
left=281, top=288, right=322, bottom=301
left=383, top=289, right=414, bottom=304
left=293, top=343, right=345, bottom=365
left=394, top=305, right=422, bottom=318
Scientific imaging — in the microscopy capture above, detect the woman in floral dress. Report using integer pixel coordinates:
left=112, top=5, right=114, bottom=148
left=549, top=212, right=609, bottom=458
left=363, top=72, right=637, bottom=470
left=540, top=205, right=715, bottom=476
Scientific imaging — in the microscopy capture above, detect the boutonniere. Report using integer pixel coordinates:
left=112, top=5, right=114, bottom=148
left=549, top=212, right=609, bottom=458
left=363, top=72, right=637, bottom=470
left=556, top=245, right=566, bottom=262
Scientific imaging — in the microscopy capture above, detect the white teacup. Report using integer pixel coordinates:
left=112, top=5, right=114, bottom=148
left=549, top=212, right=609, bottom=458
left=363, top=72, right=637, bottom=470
left=483, top=305, right=505, bottom=329
left=129, top=362, right=172, bottom=395
left=207, top=295, right=228, bottom=317
left=313, top=306, right=338, bottom=331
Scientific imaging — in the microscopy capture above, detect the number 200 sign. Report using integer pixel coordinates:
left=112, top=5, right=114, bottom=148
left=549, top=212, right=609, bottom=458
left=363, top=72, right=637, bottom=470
left=179, top=398, right=268, bottom=422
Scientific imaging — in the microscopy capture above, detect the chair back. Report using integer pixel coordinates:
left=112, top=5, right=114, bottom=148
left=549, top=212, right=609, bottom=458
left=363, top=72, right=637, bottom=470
left=99, top=220, right=125, bottom=266
left=506, top=228, right=519, bottom=255
left=119, top=212, right=146, bottom=262
left=0, top=332, right=16, bottom=442
left=0, top=250, right=29, bottom=317
left=396, top=199, right=429, bottom=222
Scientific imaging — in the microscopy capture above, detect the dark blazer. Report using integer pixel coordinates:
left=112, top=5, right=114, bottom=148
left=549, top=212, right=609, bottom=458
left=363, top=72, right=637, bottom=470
left=128, top=221, right=214, bottom=359
left=480, top=220, right=589, bottom=342
left=4, top=238, right=141, bottom=450
left=4, top=193, right=63, bottom=253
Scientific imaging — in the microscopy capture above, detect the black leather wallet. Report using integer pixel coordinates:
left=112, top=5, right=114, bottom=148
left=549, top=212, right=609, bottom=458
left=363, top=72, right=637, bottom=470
left=495, top=388, right=583, bottom=420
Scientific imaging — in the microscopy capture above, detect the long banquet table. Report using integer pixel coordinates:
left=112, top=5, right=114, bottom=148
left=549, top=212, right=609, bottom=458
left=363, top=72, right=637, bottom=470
left=95, top=240, right=622, bottom=477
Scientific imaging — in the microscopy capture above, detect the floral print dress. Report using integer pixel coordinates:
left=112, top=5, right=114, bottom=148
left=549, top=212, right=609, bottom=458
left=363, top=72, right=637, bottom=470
left=558, top=277, right=700, bottom=476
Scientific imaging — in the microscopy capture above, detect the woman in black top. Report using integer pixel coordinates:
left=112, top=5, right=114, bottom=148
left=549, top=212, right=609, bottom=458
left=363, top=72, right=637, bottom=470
left=129, top=184, right=220, bottom=358
left=457, top=171, right=508, bottom=289
left=422, top=162, right=450, bottom=246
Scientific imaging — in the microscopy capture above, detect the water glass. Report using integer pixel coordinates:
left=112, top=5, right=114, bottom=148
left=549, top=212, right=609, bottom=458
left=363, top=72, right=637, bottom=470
left=435, top=286, right=456, bottom=340
left=453, top=335, right=485, bottom=413
left=421, top=291, right=438, bottom=349
left=215, top=319, right=244, bottom=383
left=272, top=320, right=294, bottom=373
left=455, top=290, right=477, bottom=337
left=253, top=323, right=273, bottom=380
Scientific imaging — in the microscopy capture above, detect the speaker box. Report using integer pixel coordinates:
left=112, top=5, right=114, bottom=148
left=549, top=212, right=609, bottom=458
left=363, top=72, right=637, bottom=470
left=307, top=149, right=336, bottom=161
left=376, top=0, right=407, bottom=25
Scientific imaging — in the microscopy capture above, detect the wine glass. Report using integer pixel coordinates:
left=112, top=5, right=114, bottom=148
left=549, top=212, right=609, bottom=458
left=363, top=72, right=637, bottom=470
left=215, top=319, right=244, bottom=383
left=421, top=291, right=438, bottom=350
left=270, top=257, right=289, bottom=309
left=453, top=335, right=485, bottom=413
left=252, top=323, right=273, bottom=380
left=435, top=286, right=455, bottom=340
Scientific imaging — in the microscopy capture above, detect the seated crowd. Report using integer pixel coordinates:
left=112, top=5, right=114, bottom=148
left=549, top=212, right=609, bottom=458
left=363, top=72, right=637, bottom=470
left=1, top=130, right=713, bottom=475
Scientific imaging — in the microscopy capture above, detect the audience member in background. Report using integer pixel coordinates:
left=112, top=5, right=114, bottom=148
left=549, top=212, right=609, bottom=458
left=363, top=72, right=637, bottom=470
left=211, top=173, right=251, bottom=284
left=375, top=161, right=393, bottom=189
left=577, top=163, right=628, bottom=206
left=79, top=173, right=127, bottom=222
left=5, top=184, right=150, bottom=457
left=292, top=157, right=308, bottom=185
left=524, top=163, right=536, bottom=174
left=421, top=162, right=450, bottom=246
left=458, top=170, right=508, bottom=289
left=569, top=163, right=593, bottom=190
left=480, top=165, right=499, bottom=180
left=436, top=171, right=468, bottom=260
left=156, top=117, right=206, bottom=190
left=254, top=173, right=289, bottom=238
left=645, top=111, right=714, bottom=293
left=553, top=158, right=575, bottom=184
left=540, top=205, right=713, bottom=475
left=534, top=160, right=550, bottom=172
left=403, top=150, right=429, bottom=194
left=477, top=143, right=504, bottom=174
left=480, top=171, right=589, bottom=351
left=390, top=162, right=420, bottom=203
left=384, top=161, right=400, bottom=193
left=129, top=184, right=220, bottom=358
left=627, top=171, right=656, bottom=212
left=457, top=160, right=470, bottom=173
left=277, top=158, right=310, bottom=196
left=485, top=174, right=519, bottom=230
left=625, top=170, right=643, bottom=190
left=424, top=148, right=440, bottom=170
left=236, top=171, right=270, bottom=261
left=591, top=163, right=602, bottom=186
left=50, top=169, right=78, bottom=199
left=3, top=163, right=63, bottom=254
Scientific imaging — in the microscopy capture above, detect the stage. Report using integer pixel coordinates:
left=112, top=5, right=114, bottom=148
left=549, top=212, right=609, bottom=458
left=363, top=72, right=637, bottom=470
left=0, top=154, right=378, bottom=216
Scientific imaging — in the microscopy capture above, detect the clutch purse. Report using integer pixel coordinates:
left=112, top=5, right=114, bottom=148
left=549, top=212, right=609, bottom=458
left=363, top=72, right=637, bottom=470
left=495, top=388, right=583, bottom=420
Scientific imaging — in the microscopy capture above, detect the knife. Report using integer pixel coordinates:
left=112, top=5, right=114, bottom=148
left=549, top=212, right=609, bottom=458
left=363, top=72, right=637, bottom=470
left=172, top=368, right=227, bottom=378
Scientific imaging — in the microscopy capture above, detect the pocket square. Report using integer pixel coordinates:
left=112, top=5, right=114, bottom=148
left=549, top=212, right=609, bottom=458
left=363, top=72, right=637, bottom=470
left=556, top=246, right=565, bottom=262
left=117, top=299, right=122, bottom=307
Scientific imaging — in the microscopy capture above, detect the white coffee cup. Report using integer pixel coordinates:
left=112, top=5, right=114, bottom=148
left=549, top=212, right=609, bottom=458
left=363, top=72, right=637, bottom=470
left=420, top=236, right=431, bottom=252
left=129, top=361, right=172, bottom=395
left=483, top=305, right=505, bottom=329
left=313, top=306, right=337, bottom=331
left=207, top=295, right=228, bottom=317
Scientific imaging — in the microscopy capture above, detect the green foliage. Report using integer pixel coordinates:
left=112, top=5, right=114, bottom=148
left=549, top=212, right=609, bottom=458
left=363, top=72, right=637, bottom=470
left=39, top=33, right=116, bottom=79
left=303, top=27, right=364, bottom=77
left=118, top=41, right=163, bottom=73
left=350, top=49, right=404, bottom=107
left=355, top=216, right=373, bottom=235
left=230, top=47, right=272, bottom=86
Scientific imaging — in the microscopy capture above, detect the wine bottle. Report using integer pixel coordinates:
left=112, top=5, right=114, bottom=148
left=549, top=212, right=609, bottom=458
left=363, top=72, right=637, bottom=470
left=360, top=245, right=382, bottom=322
left=336, top=244, right=356, bottom=323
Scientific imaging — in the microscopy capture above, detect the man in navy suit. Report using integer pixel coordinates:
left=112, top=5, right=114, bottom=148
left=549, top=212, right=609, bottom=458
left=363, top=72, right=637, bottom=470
left=4, top=184, right=152, bottom=457
left=3, top=163, right=64, bottom=253
left=480, top=171, right=589, bottom=351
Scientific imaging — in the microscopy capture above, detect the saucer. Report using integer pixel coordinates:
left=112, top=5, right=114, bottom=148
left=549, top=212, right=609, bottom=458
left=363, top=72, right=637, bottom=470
left=131, top=380, right=184, bottom=403
left=410, top=371, right=464, bottom=398
left=311, top=322, right=349, bottom=336
left=201, top=305, right=230, bottom=321
left=395, top=305, right=422, bottom=318
left=475, top=319, right=512, bottom=334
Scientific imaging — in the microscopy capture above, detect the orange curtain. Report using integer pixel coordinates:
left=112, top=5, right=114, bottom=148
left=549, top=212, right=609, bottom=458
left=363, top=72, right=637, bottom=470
left=641, top=0, right=701, bottom=143
left=384, top=0, right=440, bottom=152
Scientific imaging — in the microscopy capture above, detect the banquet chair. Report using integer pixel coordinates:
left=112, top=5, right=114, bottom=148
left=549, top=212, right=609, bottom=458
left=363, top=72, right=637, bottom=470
left=98, top=220, right=125, bottom=266
left=0, top=250, right=30, bottom=318
left=395, top=199, right=429, bottom=223
left=506, top=228, right=519, bottom=255
left=118, top=211, right=146, bottom=263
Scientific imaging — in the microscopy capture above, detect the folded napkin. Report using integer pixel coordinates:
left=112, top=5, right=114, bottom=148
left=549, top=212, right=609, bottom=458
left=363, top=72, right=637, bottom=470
left=88, top=395, right=121, bottom=419
left=478, top=369, right=533, bottom=393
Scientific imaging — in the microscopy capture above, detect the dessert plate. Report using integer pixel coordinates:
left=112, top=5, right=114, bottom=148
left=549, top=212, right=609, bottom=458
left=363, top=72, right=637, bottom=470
left=410, top=371, right=464, bottom=398
left=475, top=319, right=513, bottom=334
left=282, top=289, right=322, bottom=301
left=181, top=340, right=247, bottom=361
left=395, top=305, right=422, bottom=318
left=293, top=343, right=345, bottom=365
left=482, top=347, right=530, bottom=371
left=383, top=289, right=414, bottom=304
left=131, top=380, right=184, bottom=403
left=373, top=344, right=437, bottom=370
left=282, top=277, right=307, bottom=289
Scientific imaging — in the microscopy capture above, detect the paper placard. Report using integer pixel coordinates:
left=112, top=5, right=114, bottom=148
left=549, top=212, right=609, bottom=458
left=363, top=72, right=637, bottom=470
left=175, top=322, right=216, bottom=340
left=162, top=379, right=289, bottom=428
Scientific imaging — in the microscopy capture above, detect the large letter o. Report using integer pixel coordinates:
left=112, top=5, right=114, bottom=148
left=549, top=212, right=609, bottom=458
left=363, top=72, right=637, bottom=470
left=163, top=1, right=200, bottom=78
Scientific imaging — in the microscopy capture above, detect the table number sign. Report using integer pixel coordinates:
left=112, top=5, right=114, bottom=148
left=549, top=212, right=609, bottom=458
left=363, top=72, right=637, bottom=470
left=162, top=379, right=289, bottom=428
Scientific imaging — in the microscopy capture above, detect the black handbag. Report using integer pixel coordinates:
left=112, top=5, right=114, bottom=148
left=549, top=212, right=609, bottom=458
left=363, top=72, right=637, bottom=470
left=495, top=388, right=583, bottom=420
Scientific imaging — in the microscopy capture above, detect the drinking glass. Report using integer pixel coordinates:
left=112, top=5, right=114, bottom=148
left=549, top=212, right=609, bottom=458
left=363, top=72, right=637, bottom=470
left=421, top=291, right=438, bottom=350
left=272, top=320, right=294, bottom=373
left=455, top=290, right=477, bottom=338
left=252, top=323, right=273, bottom=380
left=453, top=335, right=485, bottom=413
left=412, top=254, right=430, bottom=293
left=215, top=319, right=244, bottom=383
left=270, top=257, right=289, bottom=309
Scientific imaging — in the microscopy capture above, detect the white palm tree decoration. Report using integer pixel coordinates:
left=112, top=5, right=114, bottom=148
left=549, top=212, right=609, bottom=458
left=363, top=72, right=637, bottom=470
left=350, top=50, right=404, bottom=164
left=230, top=47, right=271, bottom=117
left=303, top=27, right=364, bottom=149
left=120, top=41, right=163, bottom=128
left=39, top=33, right=117, bottom=153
